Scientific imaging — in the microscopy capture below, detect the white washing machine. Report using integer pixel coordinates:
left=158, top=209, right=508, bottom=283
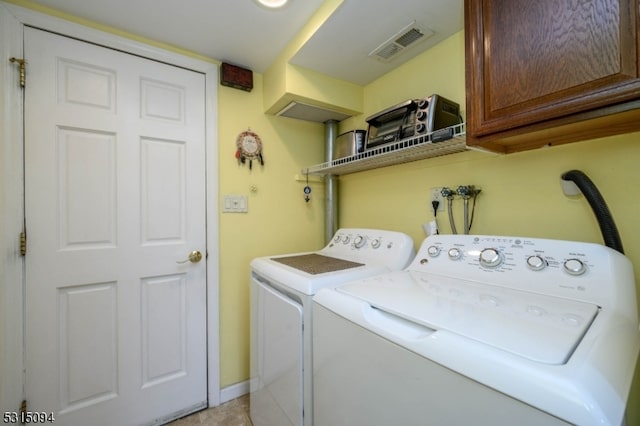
left=313, top=234, right=640, bottom=426
left=249, top=228, right=415, bottom=426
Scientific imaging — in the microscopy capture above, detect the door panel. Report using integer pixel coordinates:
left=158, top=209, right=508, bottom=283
left=58, top=128, right=117, bottom=249
left=24, top=27, right=207, bottom=425
left=58, top=282, right=118, bottom=413
left=140, top=138, right=186, bottom=243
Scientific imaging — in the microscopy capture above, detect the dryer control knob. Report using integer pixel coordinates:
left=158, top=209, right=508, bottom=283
left=564, top=258, right=586, bottom=276
left=371, top=238, right=381, bottom=249
left=427, top=245, right=441, bottom=257
left=354, top=235, right=366, bottom=249
left=479, top=248, right=502, bottom=268
left=448, top=247, right=463, bottom=260
left=342, top=235, right=351, bottom=244
left=526, top=255, right=546, bottom=271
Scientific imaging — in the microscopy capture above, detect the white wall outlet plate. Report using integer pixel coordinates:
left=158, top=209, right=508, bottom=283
left=430, top=187, right=445, bottom=212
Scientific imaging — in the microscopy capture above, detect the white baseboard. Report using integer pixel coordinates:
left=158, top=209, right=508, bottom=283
left=218, top=380, right=250, bottom=405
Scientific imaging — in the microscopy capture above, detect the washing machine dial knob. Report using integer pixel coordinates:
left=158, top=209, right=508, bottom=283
left=479, top=248, right=502, bottom=268
left=354, top=235, right=366, bottom=248
left=342, top=235, right=351, bottom=244
left=526, top=255, right=546, bottom=271
left=448, top=247, right=463, bottom=260
left=564, top=258, right=587, bottom=276
left=371, top=238, right=381, bottom=249
left=427, top=245, right=441, bottom=257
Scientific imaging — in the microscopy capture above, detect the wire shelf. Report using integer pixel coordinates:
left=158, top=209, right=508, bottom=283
left=304, top=123, right=467, bottom=176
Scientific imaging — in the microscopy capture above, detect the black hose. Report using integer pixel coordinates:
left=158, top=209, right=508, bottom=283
left=561, top=170, right=624, bottom=254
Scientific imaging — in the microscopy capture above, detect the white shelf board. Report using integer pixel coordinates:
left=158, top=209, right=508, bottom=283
left=304, top=123, right=467, bottom=176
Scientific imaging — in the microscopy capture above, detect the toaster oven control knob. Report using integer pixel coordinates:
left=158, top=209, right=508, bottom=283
left=563, top=258, right=587, bottom=276
left=371, top=238, right=381, bottom=249
left=416, top=110, right=427, bottom=121
left=427, top=245, right=441, bottom=257
left=418, top=98, right=429, bottom=109
left=479, top=248, right=502, bottom=268
left=415, top=123, right=426, bottom=133
left=526, top=255, right=546, bottom=271
left=354, top=235, right=366, bottom=249
left=448, top=247, right=463, bottom=260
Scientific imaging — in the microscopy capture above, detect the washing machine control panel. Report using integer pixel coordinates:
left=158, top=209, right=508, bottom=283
left=412, top=234, right=635, bottom=310
left=323, top=228, right=416, bottom=271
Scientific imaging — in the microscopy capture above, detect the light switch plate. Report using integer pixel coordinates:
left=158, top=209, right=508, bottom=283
left=223, top=195, right=248, bottom=213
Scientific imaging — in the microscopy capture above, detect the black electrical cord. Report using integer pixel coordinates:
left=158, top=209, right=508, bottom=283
left=561, top=170, right=624, bottom=254
left=467, top=189, right=481, bottom=233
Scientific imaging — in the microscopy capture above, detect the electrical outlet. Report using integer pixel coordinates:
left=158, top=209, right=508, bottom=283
left=430, top=187, right=445, bottom=212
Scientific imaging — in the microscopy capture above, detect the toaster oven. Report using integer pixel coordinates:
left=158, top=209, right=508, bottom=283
left=364, top=94, right=460, bottom=150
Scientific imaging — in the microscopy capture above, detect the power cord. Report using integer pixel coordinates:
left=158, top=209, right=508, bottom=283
left=429, top=199, right=441, bottom=235
left=468, top=188, right=481, bottom=232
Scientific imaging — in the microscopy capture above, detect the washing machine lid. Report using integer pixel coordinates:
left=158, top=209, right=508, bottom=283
left=337, top=271, right=599, bottom=365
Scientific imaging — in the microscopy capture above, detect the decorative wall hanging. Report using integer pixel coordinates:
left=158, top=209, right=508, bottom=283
left=235, top=128, right=264, bottom=170
left=303, top=169, right=311, bottom=202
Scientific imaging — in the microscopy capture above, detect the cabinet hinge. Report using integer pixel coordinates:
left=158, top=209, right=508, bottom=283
left=20, top=231, right=26, bottom=256
left=9, top=57, right=26, bottom=88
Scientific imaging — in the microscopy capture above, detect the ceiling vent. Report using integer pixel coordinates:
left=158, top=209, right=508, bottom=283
left=276, top=101, right=352, bottom=123
left=369, top=21, right=434, bottom=62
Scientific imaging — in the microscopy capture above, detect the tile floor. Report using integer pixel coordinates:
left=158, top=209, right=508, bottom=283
left=167, top=395, right=252, bottom=426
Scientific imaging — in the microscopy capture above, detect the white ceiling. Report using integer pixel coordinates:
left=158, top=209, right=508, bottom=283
left=25, top=0, right=463, bottom=86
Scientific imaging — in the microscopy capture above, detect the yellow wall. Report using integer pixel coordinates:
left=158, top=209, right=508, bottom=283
left=217, top=76, right=326, bottom=385
left=338, top=30, right=640, bottom=425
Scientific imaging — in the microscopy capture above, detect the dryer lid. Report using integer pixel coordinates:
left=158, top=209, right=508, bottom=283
left=337, top=271, right=599, bottom=365
left=271, top=253, right=364, bottom=275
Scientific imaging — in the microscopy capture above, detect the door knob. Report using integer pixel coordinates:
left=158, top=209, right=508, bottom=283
left=177, top=250, right=203, bottom=264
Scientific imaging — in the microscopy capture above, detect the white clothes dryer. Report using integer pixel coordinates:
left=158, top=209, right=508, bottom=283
left=249, top=228, right=415, bottom=426
left=313, top=234, right=640, bottom=426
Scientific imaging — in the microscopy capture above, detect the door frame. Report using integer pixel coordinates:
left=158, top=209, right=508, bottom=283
left=0, top=1, right=221, bottom=412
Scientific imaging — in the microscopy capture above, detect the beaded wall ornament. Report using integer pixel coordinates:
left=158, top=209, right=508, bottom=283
left=235, top=128, right=264, bottom=170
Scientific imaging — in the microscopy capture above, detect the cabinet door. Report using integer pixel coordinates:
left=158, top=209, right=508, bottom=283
left=465, top=0, right=640, bottom=151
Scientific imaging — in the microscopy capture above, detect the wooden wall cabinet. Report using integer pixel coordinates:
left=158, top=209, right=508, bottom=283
left=465, top=0, right=640, bottom=153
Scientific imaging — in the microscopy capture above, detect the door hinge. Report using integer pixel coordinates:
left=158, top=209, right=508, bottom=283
left=20, top=231, right=26, bottom=256
left=9, top=57, right=26, bottom=88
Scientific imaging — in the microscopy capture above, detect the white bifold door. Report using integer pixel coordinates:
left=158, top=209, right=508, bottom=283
left=24, top=27, right=207, bottom=425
